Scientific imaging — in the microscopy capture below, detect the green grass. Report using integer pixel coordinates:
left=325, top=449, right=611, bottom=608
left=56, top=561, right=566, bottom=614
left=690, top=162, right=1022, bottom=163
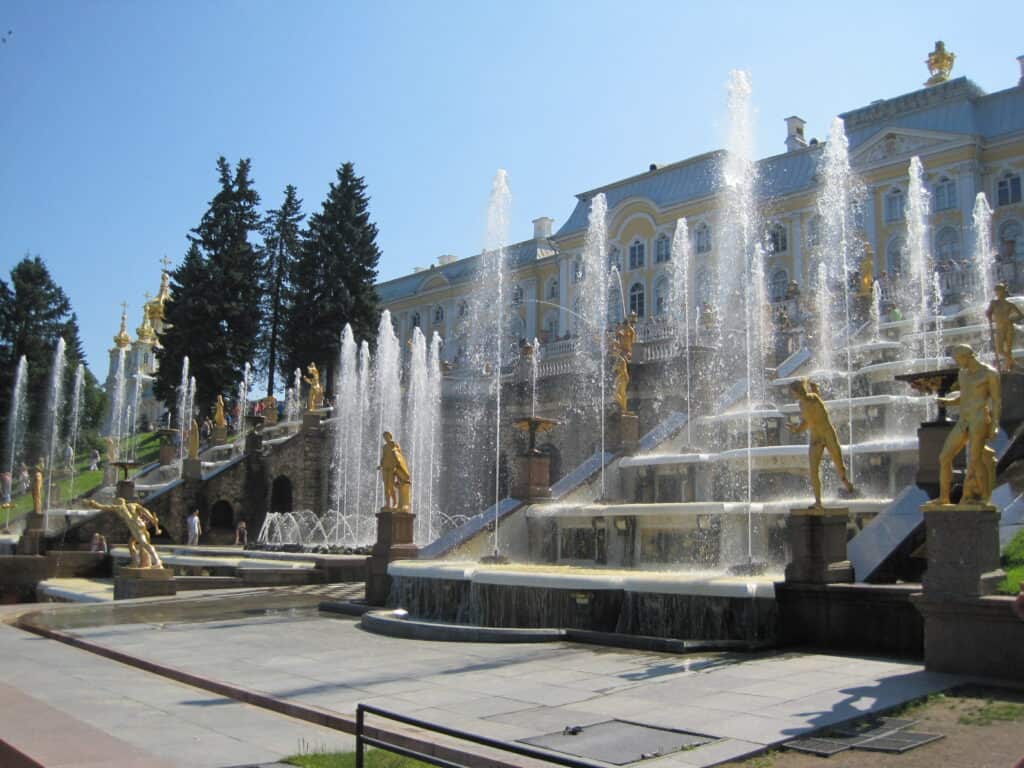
left=958, top=699, right=1024, bottom=726
left=1003, top=529, right=1024, bottom=567
left=283, top=750, right=433, bottom=768
left=998, top=529, right=1024, bottom=595
left=998, top=565, right=1024, bottom=596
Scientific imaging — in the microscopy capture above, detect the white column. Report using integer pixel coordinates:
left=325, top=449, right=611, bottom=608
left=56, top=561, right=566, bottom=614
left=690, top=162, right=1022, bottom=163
left=791, top=217, right=803, bottom=285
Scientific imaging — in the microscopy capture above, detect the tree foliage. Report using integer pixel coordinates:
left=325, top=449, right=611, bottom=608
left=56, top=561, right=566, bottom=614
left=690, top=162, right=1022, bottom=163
left=259, top=185, right=304, bottom=396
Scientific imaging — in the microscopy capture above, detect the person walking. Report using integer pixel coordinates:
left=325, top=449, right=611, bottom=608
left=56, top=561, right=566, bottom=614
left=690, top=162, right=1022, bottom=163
left=186, top=509, right=202, bottom=546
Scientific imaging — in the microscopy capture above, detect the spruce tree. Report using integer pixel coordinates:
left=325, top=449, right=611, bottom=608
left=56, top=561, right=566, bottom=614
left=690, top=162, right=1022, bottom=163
left=258, top=185, right=304, bottom=396
left=281, top=162, right=381, bottom=393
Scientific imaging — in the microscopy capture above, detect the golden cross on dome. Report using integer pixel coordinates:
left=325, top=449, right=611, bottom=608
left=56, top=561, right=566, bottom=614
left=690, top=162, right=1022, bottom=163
left=159, top=255, right=173, bottom=271
left=120, top=301, right=128, bottom=316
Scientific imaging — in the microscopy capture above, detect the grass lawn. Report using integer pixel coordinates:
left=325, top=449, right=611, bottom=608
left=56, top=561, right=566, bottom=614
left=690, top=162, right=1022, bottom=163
left=998, top=564, right=1023, bottom=595
left=284, top=750, right=433, bottom=768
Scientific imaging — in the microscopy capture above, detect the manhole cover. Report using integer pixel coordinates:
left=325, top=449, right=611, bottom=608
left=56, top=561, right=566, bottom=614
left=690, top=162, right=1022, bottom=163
left=520, top=720, right=714, bottom=765
left=856, top=731, right=944, bottom=753
left=783, top=737, right=854, bottom=757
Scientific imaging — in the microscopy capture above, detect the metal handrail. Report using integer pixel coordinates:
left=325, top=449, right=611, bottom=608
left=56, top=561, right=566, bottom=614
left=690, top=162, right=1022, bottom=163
left=355, top=703, right=605, bottom=768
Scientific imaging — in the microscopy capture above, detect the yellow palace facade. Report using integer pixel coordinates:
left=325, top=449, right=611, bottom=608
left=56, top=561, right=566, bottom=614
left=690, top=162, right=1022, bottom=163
left=377, top=51, right=1024, bottom=363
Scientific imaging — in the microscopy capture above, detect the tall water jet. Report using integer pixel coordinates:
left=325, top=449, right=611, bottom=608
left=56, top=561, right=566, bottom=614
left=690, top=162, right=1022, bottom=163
left=127, top=372, right=142, bottom=460
left=972, top=192, right=996, bottom=305
left=530, top=338, right=540, bottom=420
left=285, top=368, right=302, bottom=423
left=814, top=263, right=835, bottom=373
left=355, top=341, right=372, bottom=540
left=670, top=219, right=693, bottom=443
left=176, top=356, right=190, bottom=469
left=4, top=356, right=28, bottom=503
left=425, top=332, right=442, bottom=542
left=906, top=156, right=937, bottom=360
left=870, top=281, right=882, bottom=341
left=43, top=338, right=67, bottom=514
left=107, top=347, right=127, bottom=455
left=373, top=310, right=402, bottom=511
left=67, top=364, right=85, bottom=500
left=236, top=361, right=251, bottom=442
left=406, top=328, right=432, bottom=542
left=332, top=324, right=359, bottom=539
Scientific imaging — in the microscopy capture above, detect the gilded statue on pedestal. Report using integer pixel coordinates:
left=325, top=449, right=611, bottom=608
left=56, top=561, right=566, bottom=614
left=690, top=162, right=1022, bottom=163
left=378, top=431, right=411, bottom=511
left=986, top=283, right=1022, bottom=372
left=214, top=395, right=226, bottom=427
left=787, top=379, right=855, bottom=508
left=924, top=41, right=955, bottom=87
left=610, top=312, right=637, bottom=415
left=934, top=344, right=1000, bottom=505
left=858, top=243, right=874, bottom=297
left=304, top=362, right=324, bottom=412
left=84, top=498, right=164, bottom=568
left=31, top=461, right=43, bottom=515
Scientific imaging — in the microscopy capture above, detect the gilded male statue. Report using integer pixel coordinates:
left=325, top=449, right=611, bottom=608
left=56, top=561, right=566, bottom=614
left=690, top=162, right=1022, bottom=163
left=934, top=344, right=1001, bottom=505
left=986, top=283, right=1022, bottom=372
left=304, top=362, right=324, bottom=412
left=31, top=461, right=43, bottom=515
left=377, top=431, right=411, bottom=511
left=214, top=395, right=226, bottom=427
left=85, top=497, right=164, bottom=568
left=787, top=379, right=855, bottom=508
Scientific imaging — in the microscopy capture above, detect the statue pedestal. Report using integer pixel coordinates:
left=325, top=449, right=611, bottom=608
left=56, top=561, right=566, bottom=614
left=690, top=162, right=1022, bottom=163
left=16, top=513, right=47, bottom=555
left=302, top=410, right=328, bottom=431
left=183, top=458, right=202, bottom=481
left=115, top=479, right=136, bottom=501
left=616, top=413, right=640, bottom=455
left=158, top=444, right=176, bottom=466
left=512, top=453, right=551, bottom=501
left=785, top=507, right=853, bottom=584
left=114, top=566, right=176, bottom=600
left=366, top=508, right=418, bottom=606
left=212, top=425, right=227, bottom=445
left=920, top=503, right=1004, bottom=597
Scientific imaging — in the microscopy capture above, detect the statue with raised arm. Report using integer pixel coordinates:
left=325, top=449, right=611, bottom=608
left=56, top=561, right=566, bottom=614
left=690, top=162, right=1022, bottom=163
left=377, top=431, right=411, bottom=511
left=788, top=379, right=855, bottom=508
left=614, top=312, right=638, bottom=361
left=934, top=344, right=1001, bottom=505
left=84, top=497, right=164, bottom=568
left=986, top=283, right=1022, bottom=373
left=304, top=362, right=324, bottom=412
left=187, top=418, right=200, bottom=459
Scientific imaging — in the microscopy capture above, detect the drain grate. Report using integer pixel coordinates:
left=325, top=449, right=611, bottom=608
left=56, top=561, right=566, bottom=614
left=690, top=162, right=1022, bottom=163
left=784, top=716, right=943, bottom=758
left=782, top=737, right=855, bottom=757
left=520, top=719, right=714, bottom=765
left=856, top=731, right=945, bottom=753
left=831, top=717, right=917, bottom=738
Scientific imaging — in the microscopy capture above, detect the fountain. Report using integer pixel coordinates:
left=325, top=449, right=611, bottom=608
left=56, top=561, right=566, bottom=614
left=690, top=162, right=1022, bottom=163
left=43, top=338, right=67, bottom=516
left=906, top=156, right=938, bottom=361
left=972, top=192, right=996, bottom=306
left=669, top=218, right=694, bottom=446
left=66, top=364, right=85, bottom=500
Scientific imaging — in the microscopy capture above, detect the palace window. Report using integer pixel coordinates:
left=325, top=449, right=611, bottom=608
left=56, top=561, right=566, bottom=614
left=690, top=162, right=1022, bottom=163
left=411, top=312, right=421, bottom=329
left=572, top=257, right=585, bottom=284
left=770, top=269, right=788, bottom=302
left=511, top=285, right=524, bottom=305
left=608, top=247, right=622, bottom=271
left=884, top=189, right=905, bottom=222
left=629, top=282, right=645, bottom=318
left=997, top=173, right=1022, bottom=207
left=933, top=177, right=957, bottom=211
left=547, top=277, right=559, bottom=300
left=655, top=234, right=671, bottom=263
left=886, top=236, right=906, bottom=275
left=694, top=223, right=712, bottom=254
left=543, top=311, right=558, bottom=339
left=999, top=220, right=1021, bottom=261
left=768, top=223, right=788, bottom=254
left=433, top=305, right=445, bottom=325
left=935, top=227, right=961, bottom=264
left=654, top=276, right=670, bottom=316
left=629, top=240, right=645, bottom=270
left=806, top=215, right=823, bottom=248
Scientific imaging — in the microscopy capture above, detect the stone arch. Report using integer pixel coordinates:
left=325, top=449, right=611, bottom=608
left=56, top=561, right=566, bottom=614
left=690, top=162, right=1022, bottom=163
left=209, top=500, right=234, bottom=531
left=271, top=475, right=293, bottom=513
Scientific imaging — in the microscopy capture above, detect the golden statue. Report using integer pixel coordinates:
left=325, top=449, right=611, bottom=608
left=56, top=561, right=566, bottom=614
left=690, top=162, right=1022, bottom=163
left=934, top=344, right=1001, bottom=505
left=614, top=312, right=638, bottom=361
left=925, top=41, right=955, bottom=87
left=31, top=462, right=43, bottom=515
left=986, top=283, right=1022, bottom=372
left=378, top=431, right=411, bottom=511
left=304, top=362, right=324, bottom=412
left=858, top=243, right=874, bottom=297
left=188, top=418, right=200, bottom=459
left=612, top=353, right=630, bottom=415
left=84, top=497, right=164, bottom=568
left=214, top=395, right=226, bottom=427
left=104, top=436, right=119, bottom=464
left=787, top=379, right=855, bottom=508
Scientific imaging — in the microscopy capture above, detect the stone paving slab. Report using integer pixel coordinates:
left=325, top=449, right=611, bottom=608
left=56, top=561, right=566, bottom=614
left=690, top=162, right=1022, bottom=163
left=52, top=610, right=962, bottom=767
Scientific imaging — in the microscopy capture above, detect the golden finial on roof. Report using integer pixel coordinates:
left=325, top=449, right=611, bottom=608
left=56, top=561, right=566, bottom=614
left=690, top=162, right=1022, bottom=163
left=146, top=257, right=172, bottom=322
left=925, top=41, right=955, bottom=87
left=113, top=302, right=131, bottom=349
left=136, top=293, right=157, bottom=344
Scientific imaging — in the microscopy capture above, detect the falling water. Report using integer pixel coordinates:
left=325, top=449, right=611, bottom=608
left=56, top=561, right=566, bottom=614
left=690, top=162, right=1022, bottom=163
left=906, top=157, right=937, bottom=360
left=108, top=348, right=127, bottom=455
left=4, top=356, right=28, bottom=501
left=355, top=341, right=371, bottom=540
left=425, top=333, right=442, bottom=541
left=285, top=368, right=302, bottom=423
left=486, top=171, right=511, bottom=555
left=815, top=263, right=834, bottom=373
left=176, top=356, right=190, bottom=468
left=530, top=338, right=540, bottom=420
left=67, top=364, right=84, bottom=501
left=972, top=192, right=996, bottom=305
left=373, top=310, right=402, bottom=511
left=43, top=338, right=67, bottom=514
left=127, top=373, right=142, bottom=460
left=870, top=281, right=882, bottom=341
left=406, top=329, right=431, bottom=542
left=932, top=272, right=944, bottom=367
left=670, top=219, right=693, bottom=444
left=332, top=325, right=358, bottom=539
left=236, top=361, right=251, bottom=442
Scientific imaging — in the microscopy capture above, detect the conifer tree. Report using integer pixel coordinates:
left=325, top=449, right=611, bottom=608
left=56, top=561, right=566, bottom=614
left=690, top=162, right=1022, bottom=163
left=259, top=185, right=304, bottom=396
left=281, top=162, right=381, bottom=393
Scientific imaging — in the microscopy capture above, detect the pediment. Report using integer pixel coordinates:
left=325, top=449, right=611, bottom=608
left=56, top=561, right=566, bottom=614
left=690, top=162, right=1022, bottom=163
left=850, top=128, right=972, bottom=167
left=417, top=273, right=450, bottom=293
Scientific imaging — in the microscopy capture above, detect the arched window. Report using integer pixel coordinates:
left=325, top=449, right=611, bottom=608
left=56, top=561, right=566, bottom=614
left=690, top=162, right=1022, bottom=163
left=628, top=239, right=645, bottom=270
left=806, top=215, right=823, bottom=248
left=768, top=223, right=788, bottom=254
left=694, top=223, right=712, bottom=254
left=629, top=282, right=645, bottom=318
left=511, top=285, right=523, bottom=305
left=608, top=247, right=622, bottom=271
left=654, top=276, right=670, bottom=316
left=433, top=305, right=445, bottom=325
left=935, top=227, right=961, bottom=265
left=608, top=287, right=623, bottom=324
left=572, top=257, right=585, bottom=284
left=999, top=220, right=1021, bottom=262
left=655, top=234, right=671, bottom=263
left=547, top=277, right=559, bottom=300
left=997, top=172, right=1022, bottom=207
left=884, top=188, right=905, bottom=223
left=770, top=269, right=788, bottom=302
left=411, top=312, right=421, bottom=329
left=933, top=177, right=957, bottom=211
left=886, top=236, right=906, bottom=275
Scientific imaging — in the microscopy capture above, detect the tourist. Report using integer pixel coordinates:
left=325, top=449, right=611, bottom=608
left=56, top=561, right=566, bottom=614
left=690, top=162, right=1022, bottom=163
left=234, top=520, right=247, bottom=546
left=63, top=442, right=74, bottom=470
left=187, top=509, right=202, bottom=546
left=90, top=532, right=108, bottom=554
left=89, top=449, right=100, bottom=471
left=18, top=463, right=29, bottom=495
left=0, top=472, right=10, bottom=503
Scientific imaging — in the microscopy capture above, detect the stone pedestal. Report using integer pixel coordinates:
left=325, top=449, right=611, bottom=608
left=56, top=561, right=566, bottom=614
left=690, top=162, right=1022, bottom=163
left=513, top=453, right=550, bottom=501
left=920, top=503, right=1004, bottom=597
left=366, top=508, right=418, bottom=606
left=182, top=458, right=202, bottom=481
left=616, top=413, right=640, bottom=455
left=16, top=513, right=47, bottom=555
left=114, top=566, right=176, bottom=600
left=302, top=411, right=323, bottom=431
left=116, top=479, right=136, bottom=500
left=212, top=424, right=227, bottom=445
left=785, top=507, right=853, bottom=584
left=158, top=443, right=176, bottom=466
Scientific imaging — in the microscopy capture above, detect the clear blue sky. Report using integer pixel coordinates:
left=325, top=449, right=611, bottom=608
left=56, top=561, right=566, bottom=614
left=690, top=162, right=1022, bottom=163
left=1, top=0, right=1022, bottom=374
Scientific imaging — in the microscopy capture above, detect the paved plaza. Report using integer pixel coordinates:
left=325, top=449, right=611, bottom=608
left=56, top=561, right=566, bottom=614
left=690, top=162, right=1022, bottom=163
left=0, top=590, right=963, bottom=768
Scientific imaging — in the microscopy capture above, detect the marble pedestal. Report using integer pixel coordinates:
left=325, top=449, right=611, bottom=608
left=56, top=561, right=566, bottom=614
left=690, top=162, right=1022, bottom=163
left=920, top=503, right=1004, bottom=597
left=115, top=479, right=136, bottom=500
left=785, top=507, right=853, bottom=584
left=182, top=458, right=202, bottom=481
left=114, top=566, right=176, bottom=600
left=513, top=454, right=551, bottom=501
left=366, top=509, right=418, bottom=606
left=212, top=425, right=227, bottom=445
left=16, top=513, right=46, bottom=555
